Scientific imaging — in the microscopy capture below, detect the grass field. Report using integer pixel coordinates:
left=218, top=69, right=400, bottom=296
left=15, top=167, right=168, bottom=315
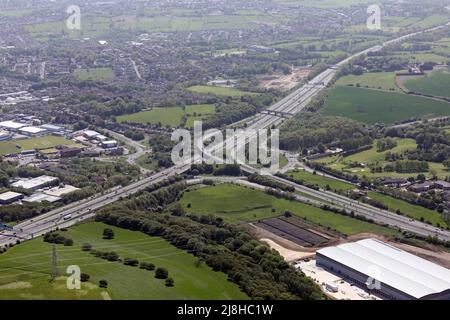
left=404, top=71, right=450, bottom=98
left=0, top=222, right=247, bottom=300
left=179, top=184, right=397, bottom=236
left=74, top=68, right=115, bottom=82
left=286, top=170, right=354, bottom=191
left=116, top=104, right=215, bottom=128
left=187, top=85, right=258, bottom=97
left=324, top=86, right=450, bottom=124
left=335, top=72, right=399, bottom=92
left=0, top=136, right=80, bottom=156
left=367, top=192, right=448, bottom=228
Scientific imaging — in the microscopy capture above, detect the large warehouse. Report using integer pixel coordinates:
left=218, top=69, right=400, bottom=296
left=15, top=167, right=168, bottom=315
left=316, top=239, right=450, bottom=300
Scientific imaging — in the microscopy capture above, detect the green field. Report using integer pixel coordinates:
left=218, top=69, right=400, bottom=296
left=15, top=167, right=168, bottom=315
left=0, top=222, right=247, bottom=300
left=187, top=85, right=258, bottom=97
left=286, top=170, right=354, bottom=191
left=335, top=72, right=399, bottom=92
left=367, top=192, right=448, bottom=228
left=74, top=68, right=115, bottom=82
left=0, top=136, right=80, bottom=156
left=404, top=71, right=450, bottom=98
left=116, top=104, right=215, bottom=128
left=179, top=184, right=397, bottom=236
left=324, top=86, right=450, bottom=124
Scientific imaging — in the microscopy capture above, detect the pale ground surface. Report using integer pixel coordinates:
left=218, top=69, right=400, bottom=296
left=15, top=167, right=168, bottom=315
left=295, top=260, right=382, bottom=300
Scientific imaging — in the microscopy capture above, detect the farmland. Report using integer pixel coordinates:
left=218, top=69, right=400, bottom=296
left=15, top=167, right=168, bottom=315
left=323, top=86, right=450, bottom=124
left=335, top=72, right=399, bottom=92
left=404, top=71, right=450, bottom=98
left=179, top=183, right=398, bottom=236
left=0, top=222, right=247, bottom=300
left=187, top=85, right=259, bottom=97
left=116, top=104, right=215, bottom=128
left=0, top=136, right=80, bottom=156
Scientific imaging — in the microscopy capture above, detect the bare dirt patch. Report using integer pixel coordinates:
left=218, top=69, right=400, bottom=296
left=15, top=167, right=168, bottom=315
left=259, top=67, right=310, bottom=91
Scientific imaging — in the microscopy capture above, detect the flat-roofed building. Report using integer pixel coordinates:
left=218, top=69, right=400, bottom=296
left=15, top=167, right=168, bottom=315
left=41, top=124, right=63, bottom=132
left=83, top=130, right=100, bottom=139
left=19, top=126, right=47, bottom=137
left=0, top=130, right=12, bottom=141
left=23, top=193, right=61, bottom=203
left=0, top=191, right=24, bottom=204
left=0, top=120, right=26, bottom=131
left=101, top=140, right=118, bottom=149
left=316, top=238, right=450, bottom=300
left=43, top=185, right=79, bottom=197
left=11, top=175, right=59, bottom=192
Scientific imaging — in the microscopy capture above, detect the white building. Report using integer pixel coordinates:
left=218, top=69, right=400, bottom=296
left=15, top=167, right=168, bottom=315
left=11, top=175, right=59, bottom=192
left=0, top=130, right=12, bottom=141
left=0, top=120, right=26, bottom=131
left=19, top=126, right=47, bottom=137
left=83, top=130, right=100, bottom=139
left=101, top=140, right=118, bottom=149
left=23, top=193, right=61, bottom=203
left=316, top=239, right=450, bottom=300
left=0, top=191, right=24, bottom=204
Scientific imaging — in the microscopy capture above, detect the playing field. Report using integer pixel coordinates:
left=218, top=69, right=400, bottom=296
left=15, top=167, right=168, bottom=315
left=187, top=85, right=258, bottom=97
left=0, top=136, right=80, bottom=156
left=116, top=104, right=215, bottom=128
left=404, top=71, right=450, bottom=98
left=179, top=184, right=397, bottom=236
left=0, top=222, right=248, bottom=300
left=324, top=86, right=450, bottom=124
left=74, top=68, right=115, bottom=82
left=335, top=72, right=399, bottom=92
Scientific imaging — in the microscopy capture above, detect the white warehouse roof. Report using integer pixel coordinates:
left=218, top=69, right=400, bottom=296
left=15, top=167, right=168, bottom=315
left=317, top=238, right=450, bottom=299
left=11, top=175, right=59, bottom=190
left=19, top=126, right=47, bottom=134
left=0, top=120, right=26, bottom=130
left=0, top=191, right=23, bottom=201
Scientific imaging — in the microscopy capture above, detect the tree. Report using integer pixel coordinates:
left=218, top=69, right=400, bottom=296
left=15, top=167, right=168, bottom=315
left=80, top=273, right=90, bottom=282
left=155, top=267, right=169, bottom=279
left=81, top=243, right=92, bottom=251
left=165, top=277, right=174, bottom=287
left=103, top=228, right=115, bottom=240
left=99, top=279, right=108, bottom=288
left=63, top=238, right=74, bottom=246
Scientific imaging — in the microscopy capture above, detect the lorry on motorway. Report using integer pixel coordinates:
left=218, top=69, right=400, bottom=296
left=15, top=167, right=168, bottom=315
left=63, top=214, right=72, bottom=220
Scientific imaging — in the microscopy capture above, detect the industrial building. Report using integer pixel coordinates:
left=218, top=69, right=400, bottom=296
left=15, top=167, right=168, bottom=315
left=19, top=126, right=47, bottom=137
left=0, top=191, right=24, bottom=204
left=11, top=175, right=59, bottom=192
left=0, top=120, right=26, bottom=131
left=40, top=124, right=63, bottom=133
left=316, top=239, right=450, bottom=300
left=101, top=140, right=118, bottom=149
left=0, top=130, right=12, bottom=141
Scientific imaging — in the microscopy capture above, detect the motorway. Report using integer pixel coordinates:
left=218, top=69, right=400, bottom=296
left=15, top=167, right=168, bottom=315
left=1, top=22, right=450, bottom=246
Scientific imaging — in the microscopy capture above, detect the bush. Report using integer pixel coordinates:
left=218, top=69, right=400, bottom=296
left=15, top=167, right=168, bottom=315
left=123, top=258, right=139, bottom=267
left=165, top=277, right=174, bottom=287
left=80, top=273, right=90, bottom=282
left=103, top=228, right=115, bottom=240
left=63, top=238, right=74, bottom=246
left=155, top=267, right=169, bottom=279
left=81, top=243, right=92, bottom=251
left=99, top=279, right=108, bottom=288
